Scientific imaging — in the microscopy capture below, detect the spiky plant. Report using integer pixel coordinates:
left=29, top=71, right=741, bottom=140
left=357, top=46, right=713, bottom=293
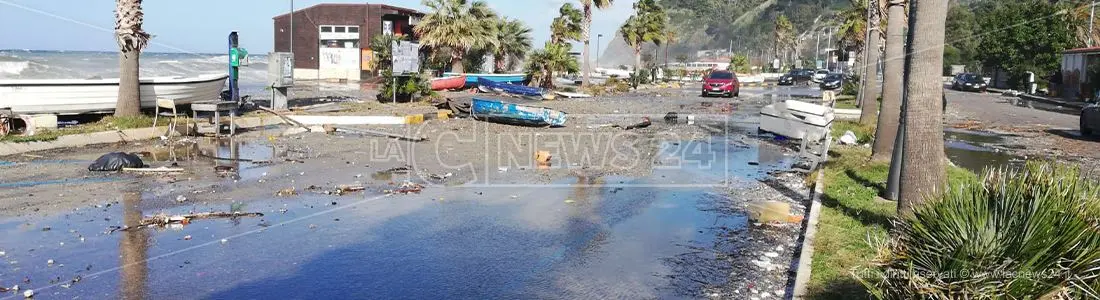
left=415, top=0, right=497, bottom=73
left=525, top=42, right=579, bottom=89
left=114, top=0, right=151, bottom=117
left=492, top=17, right=532, bottom=73
left=862, top=162, right=1100, bottom=299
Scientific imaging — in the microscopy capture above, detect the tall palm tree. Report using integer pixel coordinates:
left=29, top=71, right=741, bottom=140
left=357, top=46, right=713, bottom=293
left=551, top=3, right=583, bottom=44
left=525, top=42, right=579, bottom=89
left=858, top=0, right=883, bottom=124
left=580, top=0, right=614, bottom=87
left=492, top=18, right=532, bottom=73
left=871, top=1, right=907, bottom=161
left=898, top=0, right=949, bottom=217
left=774, top=15, right=795, bottom=66
left=664, top=29, right=677, bottom=68
left=114, top=0, right=150, bottom=117
left=619, top=0, right=667, bottom=71
left=415, top=0, right=497, bottom=74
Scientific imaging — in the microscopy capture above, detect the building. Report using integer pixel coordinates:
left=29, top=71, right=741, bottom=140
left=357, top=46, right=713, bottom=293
left=272, top=3, right=423, bottom=81
left=1060, top=46, right=1100, bottom=101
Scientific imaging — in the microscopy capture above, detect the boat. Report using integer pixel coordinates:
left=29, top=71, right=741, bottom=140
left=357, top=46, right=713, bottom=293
left=443, top=72, right=526, bottom=86
left=476, top=77, right=549, bottom=99
left=430, top=75, right=466, bottom=91
left=759, top=100, right=835, bottom=141
left=471, top=98, right=567, bottom=127
left=0, top=73, right=229, bottom=115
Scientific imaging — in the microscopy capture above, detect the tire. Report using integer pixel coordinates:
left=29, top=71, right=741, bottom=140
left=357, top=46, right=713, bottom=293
left=1083, top=115, right=1093, bottom=136
left=734, top=90, right=739, bottom=97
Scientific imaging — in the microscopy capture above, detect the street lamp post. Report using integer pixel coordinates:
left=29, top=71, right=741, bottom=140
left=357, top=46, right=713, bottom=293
left=596, top=34, right=603, bottom=70
left=289, top=0, right=294, bottom=78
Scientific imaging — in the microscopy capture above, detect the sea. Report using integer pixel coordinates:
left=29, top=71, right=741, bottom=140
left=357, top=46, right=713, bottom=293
left=0, top=49, right=271, bottom=96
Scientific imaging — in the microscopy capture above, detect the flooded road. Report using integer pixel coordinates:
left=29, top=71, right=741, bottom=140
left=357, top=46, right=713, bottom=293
left=943, top=128, right=1024, bottom=173
left=0, top=137, right=796, bottom=299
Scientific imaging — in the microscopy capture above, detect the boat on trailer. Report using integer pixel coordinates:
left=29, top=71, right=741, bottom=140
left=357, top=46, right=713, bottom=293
left=0, top=73, right=229, bottom=115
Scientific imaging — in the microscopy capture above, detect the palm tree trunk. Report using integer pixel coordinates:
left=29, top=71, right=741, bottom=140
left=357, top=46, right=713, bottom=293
left=494, top=54, right=506, bottom=73
left=871, top=1, right=907, bottom=161
left=858, top=31, right=881, bottom=124
left=898, top=0, right=949, bottom=217
left=581, top=6, right=593, bottom=87
left=115, top=50, right=142, bottom=116
left=450, top=50, right=465, bottom=74
left=634, top=47, right=642, bottom=71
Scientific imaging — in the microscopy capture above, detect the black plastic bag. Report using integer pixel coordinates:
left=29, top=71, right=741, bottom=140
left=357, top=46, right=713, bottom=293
left=88, top=152, right=145, bottom=171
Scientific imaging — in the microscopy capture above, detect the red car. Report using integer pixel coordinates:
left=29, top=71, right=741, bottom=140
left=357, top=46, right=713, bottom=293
left=701, top=70, right=739, bottom=98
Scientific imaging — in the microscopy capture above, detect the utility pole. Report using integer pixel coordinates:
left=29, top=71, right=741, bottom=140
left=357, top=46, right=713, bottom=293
left=596, top=34, right=603, bottom=70
left=289, top=0, right=294, bottom=76
left=815, top=31, right=821, bottom=66
left=826, top=28, right=833, bottom=72
left=1091, top=1, right=1096, bottom=47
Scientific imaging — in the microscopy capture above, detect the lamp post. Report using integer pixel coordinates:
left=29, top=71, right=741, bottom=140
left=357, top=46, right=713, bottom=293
left=289, top=0, right=294, bottom=78
left=596, top=34, right=603, bottom=70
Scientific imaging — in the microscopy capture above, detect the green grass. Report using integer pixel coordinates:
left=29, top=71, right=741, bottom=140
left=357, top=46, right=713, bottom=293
left=831, top=120, right=876, bottom=144
left=807, top=143, right=976, bottom=299
left=834, top=97, right=858, bottom=109
left=1, top=115, right=155, bottom=143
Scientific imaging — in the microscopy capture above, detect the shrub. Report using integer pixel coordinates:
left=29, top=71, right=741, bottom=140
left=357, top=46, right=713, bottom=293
left=861, top=162, right=1100, bottom=299
left=842, top=74, right=860, bottom=96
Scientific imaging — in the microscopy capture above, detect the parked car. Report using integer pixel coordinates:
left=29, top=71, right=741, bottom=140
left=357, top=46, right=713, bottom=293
left=778, top=69, right=813, bottom=85
left=819, top=73, right=844, bottom=90
left=1082, top=101, right=1099, bottom=136
left=951, top=73, right=988, bottom=92
left=811, top=69, right=829, bottom=82
left=701, top=70, right=739, bottom=98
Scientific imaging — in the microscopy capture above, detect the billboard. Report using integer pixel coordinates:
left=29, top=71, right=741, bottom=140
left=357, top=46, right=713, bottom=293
left=392, top=41, right=420, bottom=74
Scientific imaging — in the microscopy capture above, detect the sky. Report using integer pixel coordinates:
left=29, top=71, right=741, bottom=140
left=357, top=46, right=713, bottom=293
left=0, top=0, right=636, bottom=54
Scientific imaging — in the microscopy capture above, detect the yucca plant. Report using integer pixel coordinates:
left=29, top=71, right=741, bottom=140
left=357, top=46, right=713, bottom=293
left=861, top=162, right=1100, bottom=299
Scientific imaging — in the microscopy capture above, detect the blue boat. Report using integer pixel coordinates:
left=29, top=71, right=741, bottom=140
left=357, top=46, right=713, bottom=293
left=443, top=72, right=527, bottom=85
left=476, top=77, right=547, bottom=98
left=471, top=98, right=567, bottom=127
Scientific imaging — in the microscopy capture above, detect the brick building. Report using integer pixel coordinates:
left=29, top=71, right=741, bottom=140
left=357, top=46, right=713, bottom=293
left=273, top=3, right=423, bottom=81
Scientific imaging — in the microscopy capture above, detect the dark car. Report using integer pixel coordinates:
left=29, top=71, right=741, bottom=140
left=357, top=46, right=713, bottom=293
left=778, top=69, right=813, bottom=85
left=701, top=70, right=739, bottom=97
left=951, top=73, right=988, bottom=92
left=819, top=73, right=844, bottom=90
left=1082, top=101, right=1100, bottom=136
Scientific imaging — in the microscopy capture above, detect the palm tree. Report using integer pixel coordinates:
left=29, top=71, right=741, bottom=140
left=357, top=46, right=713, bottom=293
left=415, top=0, right=497, bottom=74
left=858, top=0, right=882, bottom=124
left=871, top=1, right=907, bottom=161
left=525, top=42, right=579, bottom=89
left=580, top=0, right=614, bottom=87
left=664, top=29, right=677, bottom=68
left=114, top=0, right=151, bottom=117
left=897, top=0, right=949, bottom=216
left=619, top=0, right=667, bottom=71
left=492, top=18, right=532, bottom=73
left=774, top=15, right=795, bottom=66
left=551, top=3, right=583, bottom=44
left=1068, top=2, right=1100, bottom=47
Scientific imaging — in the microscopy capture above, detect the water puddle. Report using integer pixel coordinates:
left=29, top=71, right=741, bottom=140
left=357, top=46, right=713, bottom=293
left=0, top=177, right=125, bottom=189
left=943, top=129, right=1023, bottom=173
left=0, top=137, right=793, bottom=299
left=139, top=139, right=277, bottom=181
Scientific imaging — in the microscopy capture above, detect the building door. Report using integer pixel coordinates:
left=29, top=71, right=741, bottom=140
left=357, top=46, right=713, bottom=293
left=318, top=25, right=361, bottom=81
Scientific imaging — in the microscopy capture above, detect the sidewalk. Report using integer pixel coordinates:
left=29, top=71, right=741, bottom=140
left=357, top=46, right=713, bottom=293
left=987, top=88, right=1088, bottom=109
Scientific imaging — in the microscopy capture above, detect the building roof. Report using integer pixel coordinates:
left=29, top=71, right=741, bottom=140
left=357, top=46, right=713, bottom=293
left=272, top=3, right=422, bottom=19
left=1063, top=47, right=1100, bottom=54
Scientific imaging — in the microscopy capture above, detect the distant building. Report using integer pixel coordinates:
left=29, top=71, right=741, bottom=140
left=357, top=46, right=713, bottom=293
left=1061, top=46, right=1100, bottom=101
left=272, top=3, right=423, bottom=81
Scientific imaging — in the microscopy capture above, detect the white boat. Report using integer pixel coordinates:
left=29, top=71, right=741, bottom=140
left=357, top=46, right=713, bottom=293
left=760, top=100, right=835, bottom=141
left=0, top=73, right=228, bottom=115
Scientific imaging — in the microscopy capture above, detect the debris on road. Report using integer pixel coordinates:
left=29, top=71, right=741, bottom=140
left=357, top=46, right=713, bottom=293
left=336, top=184, right=366, bottom=195
left=535, top=151, right=552, bottom=169
left=275, top=188, right=298, bottom=197
left=87, top=152, right=144, bottom=171
left=323, top=125, right=427, bottom=142
left=122, top=167, right=185, bottom=173
left=623, top=117, right=652, bottom=130
left=114, top=212, right=265, bottom=232
left=384, top=181, right=423, bottom=195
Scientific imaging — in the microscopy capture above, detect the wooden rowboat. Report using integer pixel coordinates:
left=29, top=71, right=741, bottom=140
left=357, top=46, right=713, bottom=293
left=471, top=98, right=567, bottom=127
left=430, top=75, right=466, bottom=91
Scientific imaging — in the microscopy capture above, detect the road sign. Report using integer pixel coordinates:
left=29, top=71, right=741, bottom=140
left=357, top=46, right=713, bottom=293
left=392, top=41, right=420, bottom=74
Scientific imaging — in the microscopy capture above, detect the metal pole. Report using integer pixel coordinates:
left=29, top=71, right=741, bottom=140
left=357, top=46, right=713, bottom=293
left=815, top=31, right=821, bottom=65
left=392, top=76, right=397, bottom=104
left=289, top=0, right=295, bottom=80
left=596, top=34, right=601, bottom=70
left=826, top=28, right=833, bottom=72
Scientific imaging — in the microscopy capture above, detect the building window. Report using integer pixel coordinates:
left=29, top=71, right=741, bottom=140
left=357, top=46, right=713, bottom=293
left=335, top=26, right=346, bottom=33
left=348, top=26, right=359, bottom=33
left=321, top=26, right=332, bottom=32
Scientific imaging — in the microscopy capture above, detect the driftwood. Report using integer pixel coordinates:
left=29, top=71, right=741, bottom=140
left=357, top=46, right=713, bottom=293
left=323, top=125, right=427, bottom=142
left=114, top=211, right=264, bottom=232
left=122, top=167, right=185, bottom=173
left=256, top=106, right=312, bottom=132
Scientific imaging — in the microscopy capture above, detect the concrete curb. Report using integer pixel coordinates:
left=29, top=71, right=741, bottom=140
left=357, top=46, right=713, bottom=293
left=0, top=116, right=284, bottom=157
left=791, top=166, right=827, bottom=299
left=986, top=88, right=1086, bottom=110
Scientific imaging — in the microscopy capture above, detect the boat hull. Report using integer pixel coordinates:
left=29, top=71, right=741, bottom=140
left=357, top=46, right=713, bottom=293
left=0, top=74, right=228, bottom=115
left=476, top=78, right=545, bottom=97
left=443, top=73, right=526, bottom=85
left=430, top=75, right=466, bottom=91
left=471, top=98, right=567, bottom=127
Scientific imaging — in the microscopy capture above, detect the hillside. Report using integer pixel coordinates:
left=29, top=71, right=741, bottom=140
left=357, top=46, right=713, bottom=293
left=599, top=0, right=851, bottom=68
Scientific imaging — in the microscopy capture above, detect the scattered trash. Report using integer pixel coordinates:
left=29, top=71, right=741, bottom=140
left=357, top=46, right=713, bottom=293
left=623, top=117, right=652, bottom=130
left=498, top=166, right=509, bottom=173
left=275, top=188, right=298, bottom=197
left=113, top=211, right=265, bottom=232
left=87, top=152, right=144, bottom=172
left=839, top=130, right=858, bottom=145
left=564, top=199, right=575, bottom=204
left=220, top=239, right=228, bottom=244
left=336, top=184, right=365, bottom=195
left=22, top=289, right=33, bottom=298
left=764, top=252, right=779, bottom=258
left=687, top=115, right=696, bottom=125
left=384, top=181, right=424, bottom=195
left=746, top=201, right=794, bottom=223
left=46, top=259, right=54, bottom=265
left=183, top=235, right=192, bottom=240
left=534, top=151, right=552, bottom=170
left=122, top=167, right=184, bottom=173
left=175, top=195, right=187, bottom=203
left=663, top=112, right=679, bottom=124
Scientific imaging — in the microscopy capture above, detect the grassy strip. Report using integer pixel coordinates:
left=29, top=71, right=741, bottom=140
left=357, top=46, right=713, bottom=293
left=807, top=121, right=976, bottom=299
left=1, top=115, right=155, bottom=143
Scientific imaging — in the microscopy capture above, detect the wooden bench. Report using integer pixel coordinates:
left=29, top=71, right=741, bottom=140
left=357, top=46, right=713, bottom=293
left=190, top=100, right=239, bottom=137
